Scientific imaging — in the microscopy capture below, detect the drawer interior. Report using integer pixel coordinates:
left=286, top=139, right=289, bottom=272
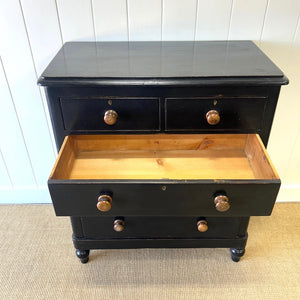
left=50, top=134, right=279, bottom=180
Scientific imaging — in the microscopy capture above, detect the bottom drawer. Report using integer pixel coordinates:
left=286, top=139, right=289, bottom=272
left=80, top=217, right=242, bottom=239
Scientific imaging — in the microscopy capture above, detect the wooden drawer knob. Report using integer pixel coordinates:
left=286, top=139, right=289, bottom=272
left=104, top=110, right=118, bottom=125
left=97, top=195, right=112, bottom=212
left=197, top=220, right=208, bottom=232
left=214, top=195, right=230, bottom=212
left=113, top=219, right=125, bottom=232
left=206, top=110, right=220, bottom=125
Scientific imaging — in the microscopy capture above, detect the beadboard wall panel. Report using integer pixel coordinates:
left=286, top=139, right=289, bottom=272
left=229, top=0, right=269, bottom=40
left=0, top=0, right=299, bottom=203
left=278, top=20, right=300, bottom=187
left=0, top=58, right=36, bottom=187
left=260, top=0, right=300, bottom=188
left=20, top=0, right=63, bottom=75
left=260, top=0, right=300, bottom=71
left=162, top=0, right=198, bottom=40
left=20, top=0, right=62, bottom=157
left=261, top=0, right=300, bottom=44
left=93, top=0, right=128, bottom=41
left=260, top=0, right=300, bottom=201
left=0, top=1, right=55, bottom=193
left=128, top=0, right=161, bottom=41
left=56, top=0, right=95, bottom=42
left=195, top=0, right=232, bottom=40
left=0, top=151, right=11, bottom=188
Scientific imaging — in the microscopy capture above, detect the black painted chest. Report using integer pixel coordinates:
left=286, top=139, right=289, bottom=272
left=39, top=41, right=288, bottom=263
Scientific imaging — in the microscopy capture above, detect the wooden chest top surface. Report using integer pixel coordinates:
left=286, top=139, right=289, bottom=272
left=38, top=41, right=288, bottom=86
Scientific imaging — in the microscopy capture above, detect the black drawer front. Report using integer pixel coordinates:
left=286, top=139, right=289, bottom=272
left=49, top=181, right=280, bottom=217
left=60, top=97, right=160, bottom=131
left=80, top=216, right=241, bottom=239
left=165, top=97, right=268, bottom=131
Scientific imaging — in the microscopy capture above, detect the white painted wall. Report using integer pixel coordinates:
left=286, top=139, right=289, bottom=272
left=0, top=0, right=299, bottom=203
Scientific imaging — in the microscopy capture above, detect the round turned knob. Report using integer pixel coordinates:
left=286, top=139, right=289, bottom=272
left=104, top=110, right=118, bottom=125
left=206, top=110, right=220, bottom=125
left=97, top=195, right=112, bottom=212
left=197, top=220, right=208, bottom=232
left=113, top=219, right=125, bottom=232
left=214, top=195, right=230, bottom=212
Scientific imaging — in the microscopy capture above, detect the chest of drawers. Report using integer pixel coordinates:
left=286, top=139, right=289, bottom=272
left=39, top=41, right=288, bottom=263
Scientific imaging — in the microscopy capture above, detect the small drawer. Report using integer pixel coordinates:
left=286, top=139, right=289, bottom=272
left=48, top=134, right=280, bottom=217
left=60, top=97, right=160, bottom=131
left=80, top=216, right=241, bottom=239
left=165, top=97, right=268, bottom=131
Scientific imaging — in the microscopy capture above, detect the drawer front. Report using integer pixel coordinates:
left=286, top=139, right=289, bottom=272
left=49, top=182, right=279, bottom=217
left=80, top=216, right=241, bottom=239
left=60, top=97, right=160, bottom=131
left=165, top=97, right=268, bottom=131
left=49, top=134, right=280, bottom=217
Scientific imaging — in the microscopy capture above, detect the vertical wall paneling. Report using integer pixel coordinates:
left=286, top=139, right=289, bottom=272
left=285, top=128, right=300, bottom=187
left=0, top=58, right=36, bottom=187
left=20, top=0, right=63, bottom=75
left=260, top=0, right=300, bottom=186
left=0, top=189, right=51, bottom=204
left=128, top=0, right=161, bottom=41
left=0, top=0, right=299, bottom=202
left=56, top=0, right=95, bottom=42
left=195, top=0, right=232, bottom=40
left=0, top=1, right=55, bottom=188
left=261, top=0, right=300, bottom=45
left=162, top=0, right=198, bottom=40
left=0, top=150, right=12, bottom=188
left=229, top=0, right=268, bottom=40
left=93, top=0, right=128, bottom=41
left=260, top=0, right=300, bottom=68
left=280, top=18, right=300, bottom=187
left=20, top=0, right=63, bottom=155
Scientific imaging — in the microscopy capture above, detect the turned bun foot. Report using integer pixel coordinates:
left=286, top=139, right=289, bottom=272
left=76, top=249, right=90, bottom=264
left=230, top=248, right=245, bottom=262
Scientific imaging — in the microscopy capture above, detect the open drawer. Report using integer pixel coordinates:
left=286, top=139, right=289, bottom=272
left=48, top=134, right=280, bottom=217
